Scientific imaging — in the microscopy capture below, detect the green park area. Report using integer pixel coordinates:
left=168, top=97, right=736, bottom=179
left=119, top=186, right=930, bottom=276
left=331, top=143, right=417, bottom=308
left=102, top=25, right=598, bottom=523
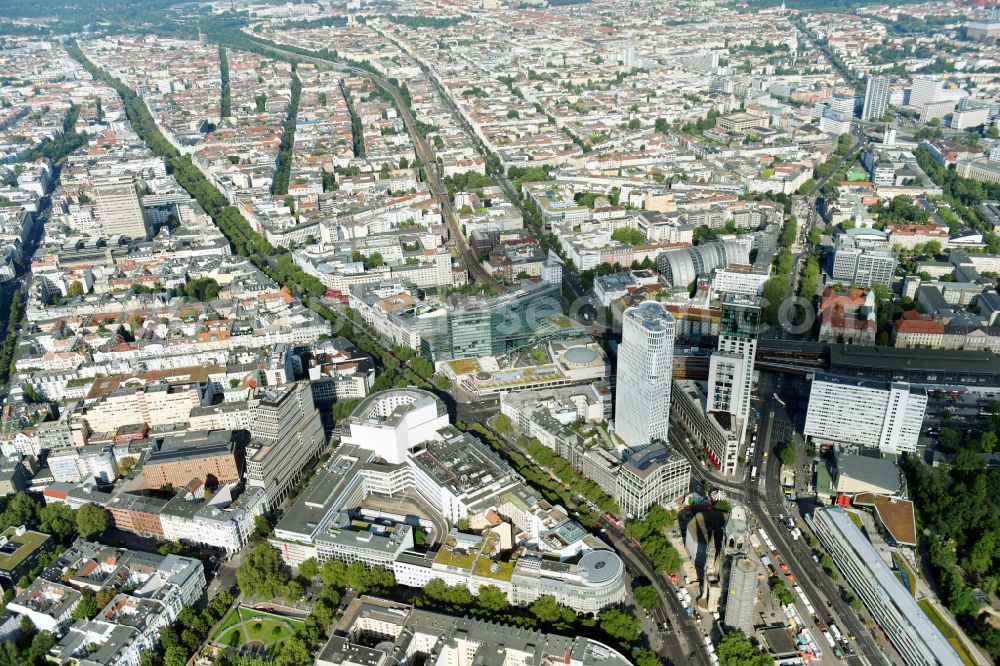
left=211, top=606, right=303, bottom=649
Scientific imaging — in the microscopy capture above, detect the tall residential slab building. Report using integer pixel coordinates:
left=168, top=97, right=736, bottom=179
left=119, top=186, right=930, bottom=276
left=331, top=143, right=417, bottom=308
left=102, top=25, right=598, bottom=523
left=614, top=301, right=675, bottom=450
left=707, top=295, right=761, bottom=473
left=95, top=176, right=148, bottom=240
left=803, top=374, right=927, bottom=454
left=909, top=76, right=942, bottom=112
left=862, top=75, right=891, bottom=121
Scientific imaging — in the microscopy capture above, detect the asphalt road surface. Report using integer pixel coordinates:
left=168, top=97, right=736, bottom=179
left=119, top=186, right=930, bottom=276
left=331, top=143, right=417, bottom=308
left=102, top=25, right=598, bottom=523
left=753, top=401, right=896, bottom=666
left=669, top=387, right=898, bottom=666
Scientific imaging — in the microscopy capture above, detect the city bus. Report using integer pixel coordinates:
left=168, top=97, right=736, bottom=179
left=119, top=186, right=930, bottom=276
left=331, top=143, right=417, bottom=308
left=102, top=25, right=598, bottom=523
left=750, top=466, right=758, bottom=480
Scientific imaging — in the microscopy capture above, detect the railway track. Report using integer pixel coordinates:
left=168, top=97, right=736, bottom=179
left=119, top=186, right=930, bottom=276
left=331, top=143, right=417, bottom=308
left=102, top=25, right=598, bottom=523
left=236, top=39, right=500, bottom=289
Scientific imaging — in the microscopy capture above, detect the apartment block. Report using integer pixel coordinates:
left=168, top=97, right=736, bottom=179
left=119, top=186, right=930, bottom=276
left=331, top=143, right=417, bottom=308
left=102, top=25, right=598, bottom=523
left=141, top=430, right=242, bottom=490
left=94, top=176, right=148, bottom=240
left=804, top=374, right=927, bottom=454
left=315, top=597, right=630, bottom=666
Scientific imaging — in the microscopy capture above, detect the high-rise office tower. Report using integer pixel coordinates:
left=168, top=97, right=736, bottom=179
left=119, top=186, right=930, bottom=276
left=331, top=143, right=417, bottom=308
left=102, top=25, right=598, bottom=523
left=862, top=75, right=890, bottom=121
left=246, top=382, right=327, bottom=509
left=909, top=77, right=942, bottom=111
left=95, top=176, right=148, bottom=240
left=724, top=556, right=757, bottom=634
left=707, top=295, right=761, bottom=473
left=614, top=301, right=675, bottom=450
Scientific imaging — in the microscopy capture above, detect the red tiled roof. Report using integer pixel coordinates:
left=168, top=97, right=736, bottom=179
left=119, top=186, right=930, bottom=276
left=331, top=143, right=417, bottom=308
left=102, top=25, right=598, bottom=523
left=894, top=317, right=944, bottom=334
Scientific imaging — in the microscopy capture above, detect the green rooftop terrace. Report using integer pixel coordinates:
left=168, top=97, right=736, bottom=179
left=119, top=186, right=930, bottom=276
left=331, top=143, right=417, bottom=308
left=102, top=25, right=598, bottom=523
left=0, top=528, right=51, bottom=573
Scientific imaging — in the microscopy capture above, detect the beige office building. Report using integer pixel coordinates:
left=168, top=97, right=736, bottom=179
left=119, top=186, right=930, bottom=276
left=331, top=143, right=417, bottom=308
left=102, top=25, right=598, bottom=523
left=95, top=176, right=148, bottom=239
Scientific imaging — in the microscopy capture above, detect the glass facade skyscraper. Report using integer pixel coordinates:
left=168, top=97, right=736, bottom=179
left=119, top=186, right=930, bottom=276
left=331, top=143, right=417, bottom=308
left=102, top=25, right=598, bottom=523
left=410, top=281, right=582, bottom=361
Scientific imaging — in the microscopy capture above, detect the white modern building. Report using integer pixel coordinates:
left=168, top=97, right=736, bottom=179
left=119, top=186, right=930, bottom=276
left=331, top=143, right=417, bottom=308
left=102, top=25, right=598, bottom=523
left=862, top=75, right=891, bottom=122
left=832, top=233, right=898, bottom=288
left=340, top=389, right=450, bottom=464
left=614, top=301, right=675, bottom=450
left=909, top=77, right=942, bottom=112
left=811, top=507, right=963, bottom=666
left=711, top=268, right=768, bottom=298
left=951, top=106, right=990, bottom=130
left=803, top=374, right=927, bottom=454
left=268, top=430, right=631, bottom=613
left=47, top=445, right=117, bottom=484
left=542, top=251, right=564, bottom=286
left=615, top=444, right=691, bottom=518
left=509, top=549, right=627, bottom=613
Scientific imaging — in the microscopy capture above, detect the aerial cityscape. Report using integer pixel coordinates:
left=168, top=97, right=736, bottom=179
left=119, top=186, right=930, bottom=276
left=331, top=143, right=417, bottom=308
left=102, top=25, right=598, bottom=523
left=0, top=1, right=998, bottom=665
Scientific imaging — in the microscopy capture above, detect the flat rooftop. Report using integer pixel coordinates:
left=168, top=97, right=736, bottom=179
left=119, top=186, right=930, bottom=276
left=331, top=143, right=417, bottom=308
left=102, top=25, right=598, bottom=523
left=830, top=344, right=1000, bottom=375
left=621, top=443, right=686, bottom=479
left=814, top=372, right=926, bottom=394
left=85, top=365, right=215, bottom=400
left=834, top=451, right=901, bottom=494
left=348, top=388, right=446, bottom=428
left=273, top=445, right=372, bottom=541
left=144, top=430, right=234, bottom=465
left=760, top=626, right=800, bottom=658
left=818, top=507, right=962, bottom=665
left=410, top=429, right=514, bottom=496
left=0, top=528, right=50, bottom=573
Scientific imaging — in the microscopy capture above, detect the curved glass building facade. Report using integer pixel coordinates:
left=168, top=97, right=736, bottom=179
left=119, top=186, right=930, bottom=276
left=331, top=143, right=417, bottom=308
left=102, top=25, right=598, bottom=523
left=656, top=241, right=751, bottom=287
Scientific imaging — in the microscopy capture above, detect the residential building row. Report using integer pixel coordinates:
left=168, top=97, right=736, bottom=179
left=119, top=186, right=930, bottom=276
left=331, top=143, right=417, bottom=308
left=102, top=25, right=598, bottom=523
left=8, top=539, right=205, bottom=666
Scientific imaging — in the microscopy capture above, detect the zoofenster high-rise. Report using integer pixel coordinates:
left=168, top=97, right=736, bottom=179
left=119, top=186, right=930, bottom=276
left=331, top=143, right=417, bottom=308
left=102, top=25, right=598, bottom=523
left=707, top=295, right=762, bottom=455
